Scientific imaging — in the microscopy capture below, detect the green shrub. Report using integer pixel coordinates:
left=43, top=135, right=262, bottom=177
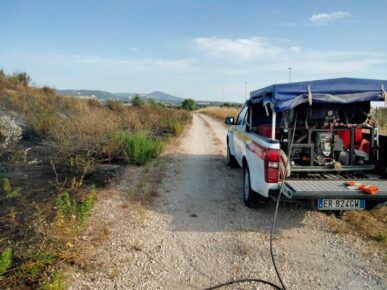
left=124, top=133, right=163, bottom=165
left=0, top=248, right=12, bottom=276
left=43, top=271, right=65, bottom=290
left=374, top=231, right=386, bottom=242
left=76, top=189, right=96, bottom=225
left=55, top=192, right=73, bottom=219
left=3, top=178, right=11, bottom=194
left=23, top=249, right=56, bottom=277
left=132, top=95, right=144, bottom=107
left=103, top=130, right=129, bottom=160
left=55, top=190, right=96, bottom=225
left=181, top=98, right=196, bottom=110
left=2, top=178, right=22, bottom=199
left=168, top=120, right=183, bottom=136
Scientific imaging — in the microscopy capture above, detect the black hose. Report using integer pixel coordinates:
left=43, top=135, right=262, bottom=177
left=270, top=116, right=297, bottom=290
left=205, top=115, right=297, bottom=290
left=205, top=278, right=282, bottom=290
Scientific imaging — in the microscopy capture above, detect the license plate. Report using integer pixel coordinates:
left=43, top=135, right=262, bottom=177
left=317, top=199, right=365, bottom=210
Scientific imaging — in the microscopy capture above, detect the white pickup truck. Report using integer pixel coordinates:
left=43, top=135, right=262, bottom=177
left=225, top=78, right=387, bottom=210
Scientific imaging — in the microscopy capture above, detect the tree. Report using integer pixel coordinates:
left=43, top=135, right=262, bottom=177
left=181, top=98, right=196, bottom=110
left=132, top=95, right=144, bottom=107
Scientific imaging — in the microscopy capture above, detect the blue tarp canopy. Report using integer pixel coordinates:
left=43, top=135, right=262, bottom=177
left=249, top=77, right=387, bottom=112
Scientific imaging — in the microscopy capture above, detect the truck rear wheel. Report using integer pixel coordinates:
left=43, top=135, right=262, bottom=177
left=227, top=141, right=238, bottom=167
left=243, top=165, right=267, bottom=208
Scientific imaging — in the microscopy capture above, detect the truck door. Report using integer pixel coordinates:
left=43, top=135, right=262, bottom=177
left=233, top=106, right=248, bottom=165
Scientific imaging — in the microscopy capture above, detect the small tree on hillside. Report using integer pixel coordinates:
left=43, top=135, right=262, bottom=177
left=182, top=98, right=196, bottom=110
left=132, top=95, right=144, bottom=107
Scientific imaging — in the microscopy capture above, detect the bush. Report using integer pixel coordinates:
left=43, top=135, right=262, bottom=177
left=182, top=98, right=196, bottom=110
left=8, top=72, right=31, bottom=87
left=0, top=115, right=22, bottom=156
left=55, top=190, right=96, bottom=226
left=106, top=99, right=125, bottom=112
left=87, top=98, right=101, bottom=107
left=43, top=271, right=65, bottom=290
left=147, top=98, right=155, bottom=105
left=132, top=95, right=144, bottom=107
left=2, top=178, right=22, bottom=199
left=42, top=86, right=55, bottom=95
left=168, top=120, right=183, bottom=136
left=0, top=248, right=12, bottom=276
left=123, top=133, right=163, bottom=165
left=76, top=189, right=96, bottom=225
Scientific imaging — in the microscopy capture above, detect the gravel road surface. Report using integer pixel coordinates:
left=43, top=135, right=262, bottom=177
left=65, top=113, right=386, bottom=289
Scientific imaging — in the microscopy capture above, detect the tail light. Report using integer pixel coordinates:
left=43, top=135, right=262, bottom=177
left=265, top=148, right=279, bottom=183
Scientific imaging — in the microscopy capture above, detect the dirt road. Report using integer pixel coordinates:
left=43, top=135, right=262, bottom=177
left=66, top=113, right=386, bottom=289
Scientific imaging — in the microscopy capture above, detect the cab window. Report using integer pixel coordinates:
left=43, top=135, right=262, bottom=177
left=236, top=107, right=248, bottom=125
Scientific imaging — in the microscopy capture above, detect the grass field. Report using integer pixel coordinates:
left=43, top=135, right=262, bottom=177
left=0, top=70, right=191, bottom=288
left=198, top=106, right=241, bottom=122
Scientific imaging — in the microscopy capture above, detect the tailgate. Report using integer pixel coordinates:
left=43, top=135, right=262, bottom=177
left=284, top=180, right=387, bottom=199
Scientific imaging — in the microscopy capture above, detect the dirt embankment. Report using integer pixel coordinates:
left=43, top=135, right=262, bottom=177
left=65, top=113, right=386, bottom=290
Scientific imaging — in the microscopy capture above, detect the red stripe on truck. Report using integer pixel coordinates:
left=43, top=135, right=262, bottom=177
left=246, top=141, right=265, bottom=159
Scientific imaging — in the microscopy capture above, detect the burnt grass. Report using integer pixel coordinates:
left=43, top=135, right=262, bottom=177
left=0, top=138, right=123, bottom=288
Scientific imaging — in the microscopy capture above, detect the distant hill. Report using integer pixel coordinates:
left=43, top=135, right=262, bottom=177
left=147, top=91, right=182, bottom=103
left=57, top=89, right=117, bottom=100
left=56, top=89, right=184, bottom=103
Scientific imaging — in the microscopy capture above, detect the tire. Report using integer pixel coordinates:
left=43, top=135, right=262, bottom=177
left=227, top=141, right=238, bottom=167
left=243, top=164, right=268, bottom=208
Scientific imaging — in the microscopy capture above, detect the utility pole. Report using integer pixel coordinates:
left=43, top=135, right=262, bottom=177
left=288, top=67, right=292, bottom=83
left=244, top=81, right=247, bottom=101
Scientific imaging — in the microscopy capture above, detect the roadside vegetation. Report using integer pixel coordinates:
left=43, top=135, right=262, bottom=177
left=375, top=107, right=387, bottom=134
left=330, top=207, right=387, bottom=250
left=198, top=105, right=241, bottom=121
left=0, top=70, right=191, bottom=288
left=181, top=98, right=197, bottom=110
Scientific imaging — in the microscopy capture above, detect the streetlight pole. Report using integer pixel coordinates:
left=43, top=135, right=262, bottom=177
left=288, top=67, right=292, bottom=83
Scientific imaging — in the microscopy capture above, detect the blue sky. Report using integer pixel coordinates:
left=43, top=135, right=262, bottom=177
left=1, top=0, right=386, bottom=102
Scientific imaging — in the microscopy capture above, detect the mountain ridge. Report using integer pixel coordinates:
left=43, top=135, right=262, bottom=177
left=56, top=89, right=184, bottom=103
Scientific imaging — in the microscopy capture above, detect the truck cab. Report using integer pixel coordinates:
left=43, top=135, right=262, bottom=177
left=226, top=78, right=387, bottom=210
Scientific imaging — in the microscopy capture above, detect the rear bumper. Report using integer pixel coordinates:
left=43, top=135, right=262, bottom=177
left=270, top=180, right=387, bottom=200
left=284, top=191, right=387, bottom=200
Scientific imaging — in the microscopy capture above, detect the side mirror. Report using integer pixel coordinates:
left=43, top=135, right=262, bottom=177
left=225, top=117, right=234, bottom=125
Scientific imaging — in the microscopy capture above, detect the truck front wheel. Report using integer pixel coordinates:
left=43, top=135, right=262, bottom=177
left=227, top=141, right=238, bottom=167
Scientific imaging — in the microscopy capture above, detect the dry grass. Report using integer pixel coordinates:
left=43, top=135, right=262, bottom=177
left=0, top=70, right=191, bottom=288
left=198, top=106, right=241, bottom=121
left=345, top=207, right=387, bottom=244
left=330, top=207, right=387, bottom=248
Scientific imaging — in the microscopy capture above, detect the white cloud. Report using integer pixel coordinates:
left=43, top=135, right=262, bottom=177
left=290, top=46, right=301, bottom=52
left=310, top=11, right=351, bottom=25
left=128, top=47, right=138, bottom=52
left=11, top=53, right=195, bottom=69
left=192, top=37, right=284, bottom=60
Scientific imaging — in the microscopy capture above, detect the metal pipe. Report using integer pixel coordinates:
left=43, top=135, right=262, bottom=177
left=271, top=110, right=276, bottom=140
